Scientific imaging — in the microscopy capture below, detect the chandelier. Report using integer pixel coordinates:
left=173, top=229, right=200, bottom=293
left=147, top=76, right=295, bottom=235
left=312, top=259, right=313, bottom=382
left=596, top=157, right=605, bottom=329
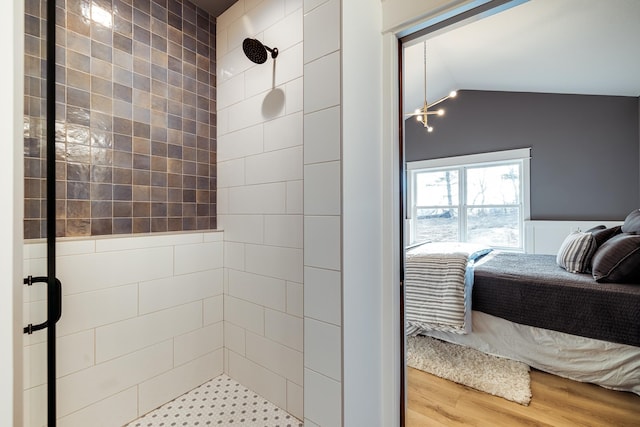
left=407, top=41, right=457, bottom=132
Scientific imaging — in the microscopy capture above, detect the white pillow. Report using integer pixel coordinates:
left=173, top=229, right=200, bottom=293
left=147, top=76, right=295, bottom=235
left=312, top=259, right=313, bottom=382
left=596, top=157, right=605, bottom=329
left=556, top=231, right=597, bottom=273
left=407, top=241, right=492, bottom=261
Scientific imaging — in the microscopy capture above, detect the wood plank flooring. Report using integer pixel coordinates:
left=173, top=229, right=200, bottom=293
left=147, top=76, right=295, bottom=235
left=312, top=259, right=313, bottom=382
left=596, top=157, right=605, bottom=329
left=407, top=367, right=640, bottom=427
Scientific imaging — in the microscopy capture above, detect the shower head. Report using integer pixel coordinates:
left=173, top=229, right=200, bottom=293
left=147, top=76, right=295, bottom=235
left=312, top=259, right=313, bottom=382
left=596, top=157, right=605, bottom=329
left=243, top=38, right=278, bottom=64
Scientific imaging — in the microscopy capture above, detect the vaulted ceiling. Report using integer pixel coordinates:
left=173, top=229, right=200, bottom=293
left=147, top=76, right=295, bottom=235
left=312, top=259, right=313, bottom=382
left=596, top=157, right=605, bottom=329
left=403, top=0, right=640, bottom=113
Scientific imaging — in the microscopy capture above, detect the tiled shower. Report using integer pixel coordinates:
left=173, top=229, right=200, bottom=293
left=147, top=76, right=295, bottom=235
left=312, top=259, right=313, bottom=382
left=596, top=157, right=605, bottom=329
left=22, top=0, right=346, bottom=425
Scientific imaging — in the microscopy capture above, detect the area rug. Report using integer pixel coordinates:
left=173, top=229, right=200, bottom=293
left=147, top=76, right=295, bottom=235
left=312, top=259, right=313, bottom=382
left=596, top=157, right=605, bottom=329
left=407, top=335, right=532, bottom=405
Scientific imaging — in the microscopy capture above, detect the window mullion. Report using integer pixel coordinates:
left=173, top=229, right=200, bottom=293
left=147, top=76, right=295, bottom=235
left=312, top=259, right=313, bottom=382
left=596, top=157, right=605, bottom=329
left=410, top=171, right=416, bottom=244
left=460, top=166, right=466, bottom=242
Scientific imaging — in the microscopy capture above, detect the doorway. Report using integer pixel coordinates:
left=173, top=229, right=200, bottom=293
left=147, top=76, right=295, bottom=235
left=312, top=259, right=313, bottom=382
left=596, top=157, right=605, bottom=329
left=399, top=1, right=640, bottom=425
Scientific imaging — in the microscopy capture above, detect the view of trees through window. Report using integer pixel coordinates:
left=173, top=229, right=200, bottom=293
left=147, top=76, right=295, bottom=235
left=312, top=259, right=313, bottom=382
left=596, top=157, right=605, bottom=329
left=412, top=161, right=522, bottom=248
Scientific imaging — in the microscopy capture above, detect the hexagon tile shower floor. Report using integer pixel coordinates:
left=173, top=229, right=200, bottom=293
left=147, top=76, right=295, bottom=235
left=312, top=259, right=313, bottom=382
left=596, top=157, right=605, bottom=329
left=126, top=375, right=303, bottom=427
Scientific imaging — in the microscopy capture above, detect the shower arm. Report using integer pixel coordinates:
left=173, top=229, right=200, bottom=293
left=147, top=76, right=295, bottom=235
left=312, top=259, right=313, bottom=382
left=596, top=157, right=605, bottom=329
left=265, top=45, right=278, bottom=59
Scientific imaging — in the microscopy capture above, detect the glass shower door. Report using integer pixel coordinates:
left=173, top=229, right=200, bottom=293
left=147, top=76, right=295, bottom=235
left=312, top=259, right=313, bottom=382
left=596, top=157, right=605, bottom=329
left=23, top=0, right=61, bottom=424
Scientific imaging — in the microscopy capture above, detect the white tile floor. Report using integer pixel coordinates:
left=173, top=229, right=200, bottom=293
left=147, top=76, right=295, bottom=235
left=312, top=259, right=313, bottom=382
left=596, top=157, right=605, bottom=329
left=126, top=375, right=303, bottom=427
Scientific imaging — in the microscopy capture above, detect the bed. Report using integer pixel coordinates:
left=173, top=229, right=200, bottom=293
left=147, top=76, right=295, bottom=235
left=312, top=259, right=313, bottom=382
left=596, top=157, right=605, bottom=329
left=405, top=212, right=640, bottom=396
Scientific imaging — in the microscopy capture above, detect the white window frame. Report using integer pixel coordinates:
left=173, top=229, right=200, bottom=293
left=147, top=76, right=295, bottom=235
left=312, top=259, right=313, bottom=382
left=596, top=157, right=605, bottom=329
left=406, top=148, right=531, bottom=250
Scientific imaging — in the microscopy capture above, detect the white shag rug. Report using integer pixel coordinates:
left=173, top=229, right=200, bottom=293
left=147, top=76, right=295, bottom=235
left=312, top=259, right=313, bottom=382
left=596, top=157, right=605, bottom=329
left=407, top=335, right=532, bottom=405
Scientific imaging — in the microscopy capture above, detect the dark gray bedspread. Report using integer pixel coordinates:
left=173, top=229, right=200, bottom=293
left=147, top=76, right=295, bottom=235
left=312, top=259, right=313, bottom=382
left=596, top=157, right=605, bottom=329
left=473, top=252, right=640, bottom=347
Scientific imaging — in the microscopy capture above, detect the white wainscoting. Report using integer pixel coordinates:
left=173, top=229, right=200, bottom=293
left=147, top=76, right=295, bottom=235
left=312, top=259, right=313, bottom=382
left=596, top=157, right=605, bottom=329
left=524, top=220, right=623, bottom=255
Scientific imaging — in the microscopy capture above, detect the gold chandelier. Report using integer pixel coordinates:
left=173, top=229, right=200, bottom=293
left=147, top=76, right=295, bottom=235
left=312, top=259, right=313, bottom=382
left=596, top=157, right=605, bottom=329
left=407, top=41, right=457, bottom=132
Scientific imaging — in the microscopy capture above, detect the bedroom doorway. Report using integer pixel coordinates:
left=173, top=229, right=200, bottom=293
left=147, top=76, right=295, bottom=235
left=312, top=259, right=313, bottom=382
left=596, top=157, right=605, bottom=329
left=398, top=0, right=640, bottom=425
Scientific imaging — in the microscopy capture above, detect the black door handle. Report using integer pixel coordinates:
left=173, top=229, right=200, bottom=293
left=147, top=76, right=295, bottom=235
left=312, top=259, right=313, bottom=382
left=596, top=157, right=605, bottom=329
left=23, top=276, right=62, bottom=334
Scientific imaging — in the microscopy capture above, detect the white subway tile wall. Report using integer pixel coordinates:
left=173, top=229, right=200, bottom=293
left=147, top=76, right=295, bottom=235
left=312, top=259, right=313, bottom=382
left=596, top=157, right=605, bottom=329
left=265, top=215, right=304, bottom=248
left=303, top=0, right=343, bottom=425
left=137, top=351, right=223, bottom=415
left=203, top=295, right=225, bottom=325
left=265, top=307, right=304, bottom=351
left=228, top=349, right=288, bottom=410
left=225, top=295, right=267, bottom=335
left=304, top=367, right=342, bottom=427
left=217, top=124, right=264, bottom=162
left=245, top=147, right=304, bottom=185
left=22, top=231, right=224, bottom=427
left=302, top=0, right=340, bottom=62
left=304, top=318, right=341, bottom=381
left=245, top=244, right=304, bottom=283
left=286, top=281, right=304, bottom=317
left=304, top=161, right=341, bottom=215
left=264, top=112, right=304, bottom=152
left=304, top=266, right=342, bottom=326
left=304, top=216, right=341, bottom=270
left=303, top=106, right=341, bottom=164
left=217, top=0, right=305, bottom=421
left=228, top=182, right=288, bottom=214
left=245, top=331, right=304, bottom=384
left=57, top=388, right=138, bottom=427
left=284, top=78, right=305, bottom=118
left=303, top=51, right=341, bottom=114
left=229, top=270, right=288, bottom=311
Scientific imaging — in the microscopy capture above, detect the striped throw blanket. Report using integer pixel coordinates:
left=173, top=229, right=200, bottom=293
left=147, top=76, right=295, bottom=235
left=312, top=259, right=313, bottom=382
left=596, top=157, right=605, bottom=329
left=405, top=252, right=470, bottom=336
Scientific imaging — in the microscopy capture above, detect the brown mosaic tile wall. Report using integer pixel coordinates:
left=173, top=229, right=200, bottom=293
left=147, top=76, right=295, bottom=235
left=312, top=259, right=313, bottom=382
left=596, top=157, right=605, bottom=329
left=24, top=0, right=217, bottom=239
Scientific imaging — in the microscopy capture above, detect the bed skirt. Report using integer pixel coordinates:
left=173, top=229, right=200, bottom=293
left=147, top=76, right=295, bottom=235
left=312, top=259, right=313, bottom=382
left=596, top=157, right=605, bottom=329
left=421, top=311, right=640, bottom=395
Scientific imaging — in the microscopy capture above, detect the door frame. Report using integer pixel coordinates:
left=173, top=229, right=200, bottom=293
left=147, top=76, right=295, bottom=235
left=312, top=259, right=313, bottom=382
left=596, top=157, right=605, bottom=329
left=0, top=1, right=25, bottom=426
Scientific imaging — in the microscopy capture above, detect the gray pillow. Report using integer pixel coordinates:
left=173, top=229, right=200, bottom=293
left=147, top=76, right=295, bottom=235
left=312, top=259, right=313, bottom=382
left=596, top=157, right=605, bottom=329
left=556, top=231, right=597, bottom=273
left=592, top=234, right=640, bottom=283
left=621, top=209, right=640, bottom=234
left=591, top=225, right=622, bottom=247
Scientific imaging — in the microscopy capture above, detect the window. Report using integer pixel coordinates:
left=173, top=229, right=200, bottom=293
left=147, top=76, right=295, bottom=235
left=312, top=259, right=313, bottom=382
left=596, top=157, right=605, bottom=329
left=407, top=149, right=530, bottom=250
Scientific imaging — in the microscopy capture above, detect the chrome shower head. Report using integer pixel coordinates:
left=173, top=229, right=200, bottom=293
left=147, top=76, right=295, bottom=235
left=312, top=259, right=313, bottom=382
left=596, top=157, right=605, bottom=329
left=242, top=38, right=278, bottom=64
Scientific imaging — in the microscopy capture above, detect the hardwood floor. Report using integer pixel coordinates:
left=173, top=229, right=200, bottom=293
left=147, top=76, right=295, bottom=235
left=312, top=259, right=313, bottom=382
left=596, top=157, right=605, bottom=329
left=407, top=367, right=640, bottom=427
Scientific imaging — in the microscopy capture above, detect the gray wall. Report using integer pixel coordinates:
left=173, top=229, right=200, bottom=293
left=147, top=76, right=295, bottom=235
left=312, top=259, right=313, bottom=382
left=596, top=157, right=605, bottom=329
left=405, top=90, right=640, bottom=221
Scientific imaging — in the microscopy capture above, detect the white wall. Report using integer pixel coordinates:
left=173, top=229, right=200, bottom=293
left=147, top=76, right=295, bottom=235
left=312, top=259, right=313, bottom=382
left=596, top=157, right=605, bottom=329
left=0, top=1, right=24, bottom=425
left=216, top=0, right=305, bottom=419
left=342, top=0, right=386, bottom=425
left=23, top=232, right=224, bottom=426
